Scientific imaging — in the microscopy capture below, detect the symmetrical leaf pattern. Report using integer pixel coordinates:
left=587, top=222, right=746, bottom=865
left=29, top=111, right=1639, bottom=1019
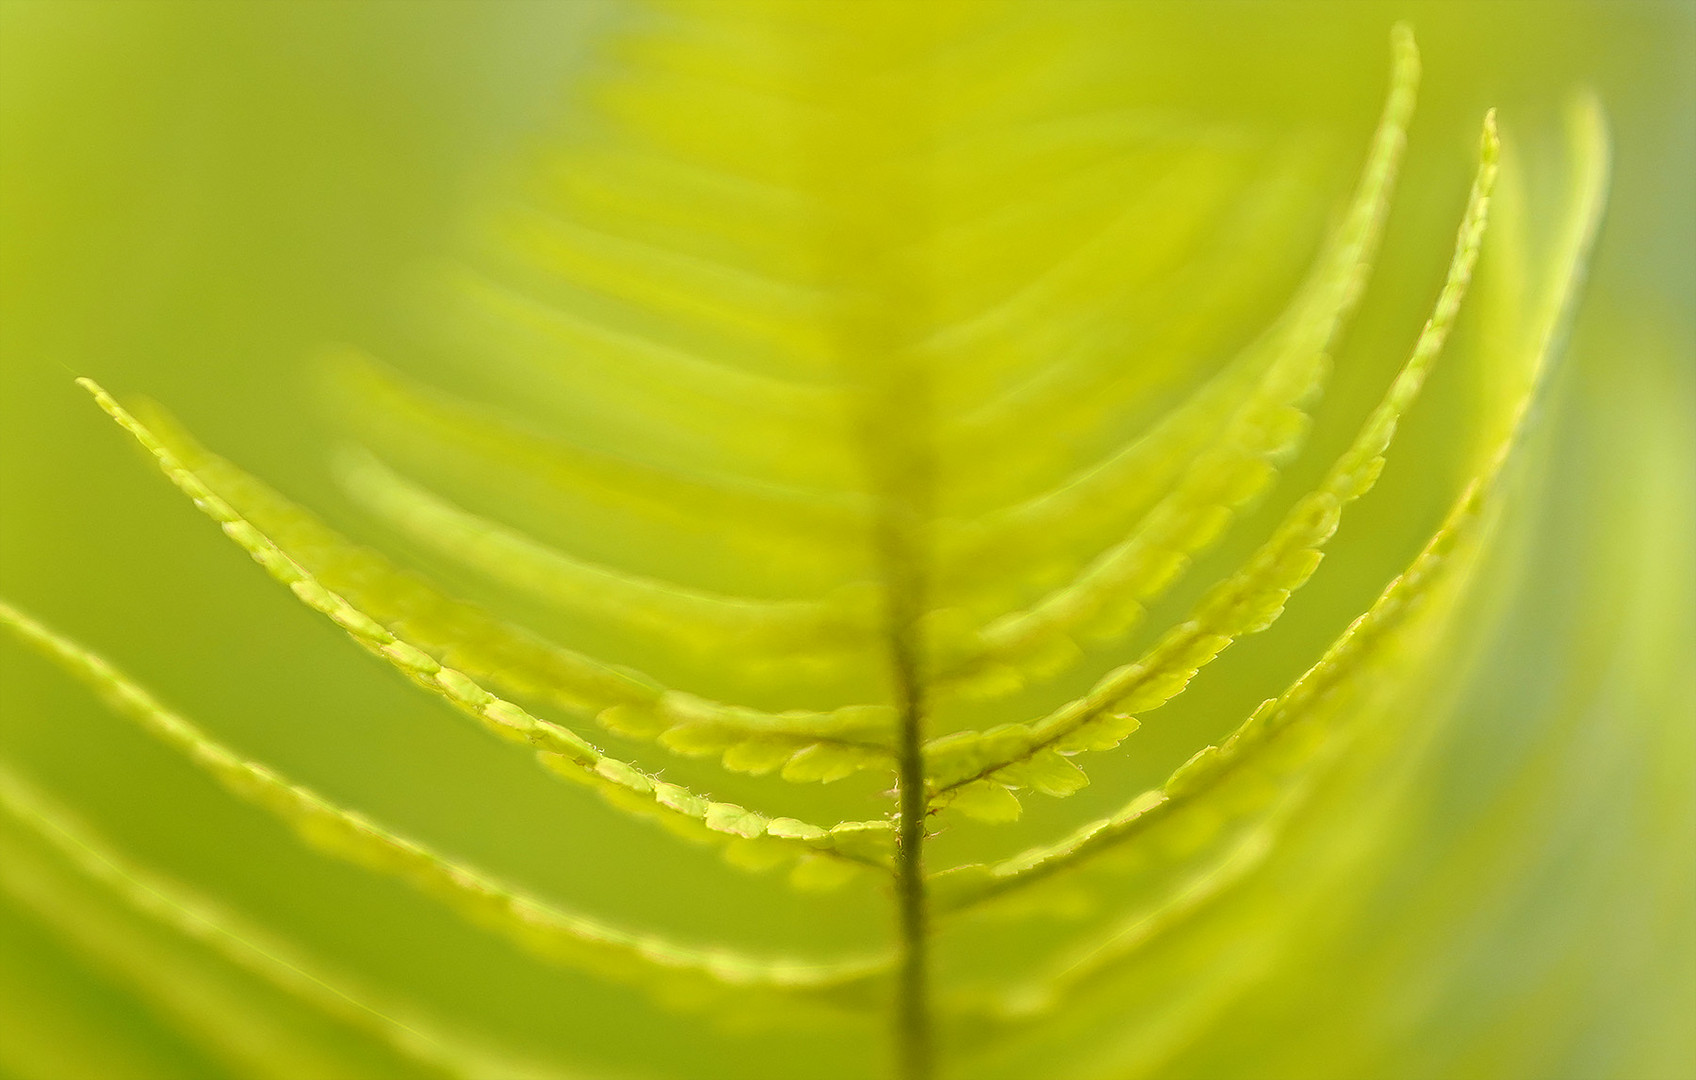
left=0, top=3, right=1614, bottom=1078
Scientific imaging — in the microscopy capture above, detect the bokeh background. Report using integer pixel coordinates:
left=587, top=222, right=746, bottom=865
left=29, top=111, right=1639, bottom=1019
left=2, top=2, right=1691, bottom=1078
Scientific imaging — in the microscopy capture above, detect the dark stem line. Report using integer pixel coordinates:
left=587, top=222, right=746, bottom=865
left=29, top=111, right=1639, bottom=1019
left=891, top=625, right=932, bottom=1080
left=853, top=325, right=936, bottom=1080
left=852, top=354, right=935, bottom=1080
left=816, top=23, right=940, bottom=1068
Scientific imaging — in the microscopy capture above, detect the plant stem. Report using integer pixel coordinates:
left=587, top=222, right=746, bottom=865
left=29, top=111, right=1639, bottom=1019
left=853, top=362, right=935, bottom=1079
left=816, top=27, right=938, bottom=1065
left=846, top=288, right=936, bottom=1080
left=873, top=460, right=934, bottom=1080
left=892, top=637, right=932, bottom=1080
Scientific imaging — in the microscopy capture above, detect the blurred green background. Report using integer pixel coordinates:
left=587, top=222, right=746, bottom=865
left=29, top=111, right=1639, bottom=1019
left=2, top=2, right=1691, bottom=1078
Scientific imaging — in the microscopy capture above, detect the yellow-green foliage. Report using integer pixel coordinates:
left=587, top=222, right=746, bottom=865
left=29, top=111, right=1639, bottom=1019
left=2, top=3, right=1691, bottom=1079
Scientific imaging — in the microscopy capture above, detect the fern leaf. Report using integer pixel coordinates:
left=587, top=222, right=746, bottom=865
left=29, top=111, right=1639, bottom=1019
left=930, top=304, right=1291, bottom=620
left=933, top=485, right=1486, bottom=915
left=971, top=826, right=1280, bottom=1023
left=490, top=199, right=836, bottom=378
left=924, top=27, right=1421, bottom=699
left=335, top=448, right=877, bottom=678
left=0, top=601, right=893, bottom=1008
left=923, top=129, right=1280, bottom=438
left=933, top=97, right=1608, bottom=918
left=331, top=353, right=871, bottom=593
left=0, top=765, right=564, bottom=1080
left=140, top=407, right=898, bottom=785
left=943, top=498, right=1490, bottom=1020
left=62, top=392, right=897, bottom=877
left=441, top=263, right=860, bottom=491
left=7, top=3, right=1633, bottom=1075
left=929, top=127, right=1319, bottom=427
left=0, top=809, right=408, bottom=1080
left=149, top=405, right=896, bottom=787
left=933, top=451, right=1493, bottom=1025
left=926, top=108, right=1497, bottom=816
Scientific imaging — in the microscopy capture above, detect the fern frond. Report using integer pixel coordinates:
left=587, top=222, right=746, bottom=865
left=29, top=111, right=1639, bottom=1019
left=64, top=392, right=897, bottom=878
left=957, top=824, right=1282, bottom=1023
left=926, top=107, right=1498, bottom=819
left=335, top=448, right=877, bottom=679
left=0, top=810, right=405, bottom=1080
left=932, top=96, right=1608, bottom=916
left=933, top=472, right=1491, bottom=915
left=0, top=765, right=564, bottom=1080
left=931, top=126, right=1316, bottom=408
left=931, top=150, right=1322, bottom=559
left=143, top=407, right=898, bottom=786
left=924, top=27, right=1421, bottom=699
left=491, top=200, right=838, bottom=377
left=331, top=355, right=872, bottom=589
left=442, top=262, right=858, bottom=492
left=930, top=303, right=1289, bottom=622
left=0, top=601, right=893, bottom=1008
left=9, top=3, right=1633, bottom=1075
left=133, top=404, right=899, bottom=789
left=921, top=132, right=1271, bottom=414
left=934, top=437, right=1495, bottom=1027
left=942, top=491, right=1492, bottom=1022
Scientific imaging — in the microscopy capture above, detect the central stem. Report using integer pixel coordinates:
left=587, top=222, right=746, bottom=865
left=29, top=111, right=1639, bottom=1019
left=811, top=13, right=941, bottom=1075
left=867, top=407, right=935, bottom=1080
left=891, top=617, right=932, bottom=1080
left=852, top=311, right=936, bottom=1080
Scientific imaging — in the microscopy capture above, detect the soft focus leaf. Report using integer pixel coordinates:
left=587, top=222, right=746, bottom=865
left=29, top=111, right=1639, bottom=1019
left=1, top=3, right=1689, bottom=1079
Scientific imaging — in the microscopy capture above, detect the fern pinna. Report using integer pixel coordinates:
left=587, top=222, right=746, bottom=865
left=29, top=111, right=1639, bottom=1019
left=0, top=3, right=1609, bottom=1079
